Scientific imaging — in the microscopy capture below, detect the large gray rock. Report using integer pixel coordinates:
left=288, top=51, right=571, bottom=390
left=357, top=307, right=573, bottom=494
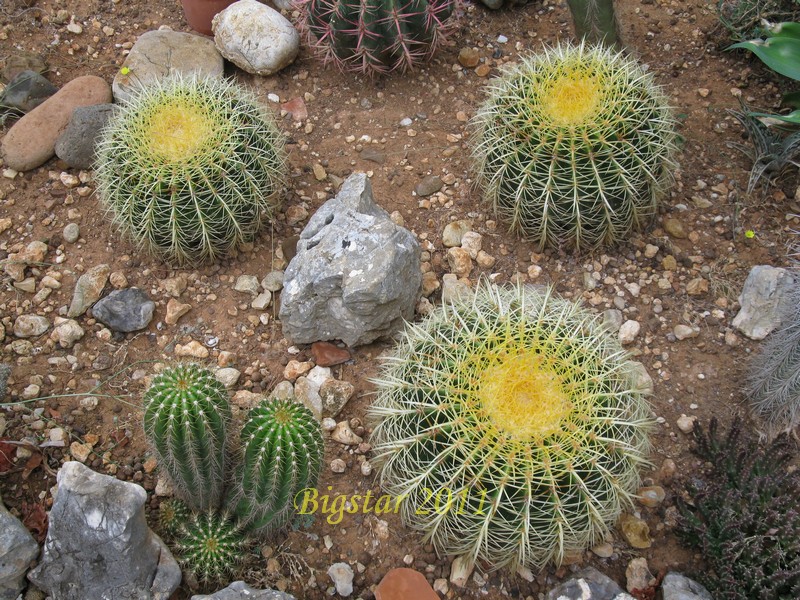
left=113, top=30, right=224, bottom=103
left=0, top=496, right=39, bottom=600
left=661, top=573, right=713, bottom=600
left=212, top=0, right=299, bottom=76
left=280, top=173, right=421, bottom=347
left=732, top=265, right=795, bottom=340
left=546, top=567, right=635, bottom=600
left=55, top=104, right=117, bottom=169
left=27, top=461, right=180, bottom=600
left=91, top=288, right=156, bottom=333
left=191, top=581, right=295, bottom=600
left=0, top=70, right=57, bottom=114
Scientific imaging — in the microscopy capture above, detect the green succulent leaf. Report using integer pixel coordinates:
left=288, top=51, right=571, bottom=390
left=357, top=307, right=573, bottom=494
left=730, top=35, right=800, bottom=81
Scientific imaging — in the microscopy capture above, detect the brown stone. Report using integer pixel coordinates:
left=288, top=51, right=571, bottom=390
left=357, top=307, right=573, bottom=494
left=458, top=48, right=480, bottom=68
left=281, top=96, right=308, bottom=121
left=475, top=64, right=491, bottom=77
left=311, top=341, right=351, bottom=367
left=1, top=75, right=112, bottom=171
left=375, top=568, right=438, bottom=600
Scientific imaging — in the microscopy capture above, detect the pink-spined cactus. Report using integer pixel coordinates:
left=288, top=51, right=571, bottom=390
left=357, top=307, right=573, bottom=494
left=298, top=0, right=460, bottom=75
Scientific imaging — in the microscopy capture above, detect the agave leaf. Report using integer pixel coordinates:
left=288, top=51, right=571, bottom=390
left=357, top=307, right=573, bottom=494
left=783, top=91, right=800, bottom=108
left=771, top=21, right=800, bottom=40
left=747, top=109, right=800, bottom=126
left=729, top=36, right=800, bottom=81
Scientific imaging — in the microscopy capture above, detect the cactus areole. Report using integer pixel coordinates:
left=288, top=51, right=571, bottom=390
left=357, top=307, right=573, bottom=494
left=368, top=284, right=653, bottom=571
left=300, top=0, right=459, bottom=74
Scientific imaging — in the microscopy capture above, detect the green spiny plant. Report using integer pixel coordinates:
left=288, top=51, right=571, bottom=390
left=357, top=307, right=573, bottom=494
left=158, top=498, right=191, bottom=538
left=143, top=363, right=231, bottom=511
left=94, top=75, right=287, bottom=266
left=368, top=283, right=653, bottom=572
left=231, top=398, right=324, bottom=536
left=298, top=0, right=459, bottom=75
left=747, top=275, right=800, bottom=436
left=567, top=0, right=620, bottom=47
left=471, top=42, right=677, bottom=251
left=676, top=417, right=800, bottom=599
left=175, top=511, right=248, bottom=586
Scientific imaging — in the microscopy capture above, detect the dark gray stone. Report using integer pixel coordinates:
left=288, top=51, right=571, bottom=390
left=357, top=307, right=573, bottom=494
left=0, top=70, right=57, bottom=114
left=546, top=567, right=635, bottom=600
left=0, top=496, right=39, bottom=600
left=92, top=288, right=155, bottom=333
left=191, top=581, right=295, bottom=600
left=0, top=364, right=9, bottom=401
left=661, top=572, right=713, bottom=600
left=27, top=461, right=180, bottom=600
left=414, top=174, right=443, bottom=197
left=54, top=104, right=117, bottom=170
left=280, top=172, right=422, bottom=347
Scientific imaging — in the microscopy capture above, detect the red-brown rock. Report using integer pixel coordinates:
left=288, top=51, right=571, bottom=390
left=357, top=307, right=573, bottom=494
left=375, top=568, right=439, bottom=600
left=1, top=75, right=112, bottom=171
left=311, top=341, right=351, bottom=367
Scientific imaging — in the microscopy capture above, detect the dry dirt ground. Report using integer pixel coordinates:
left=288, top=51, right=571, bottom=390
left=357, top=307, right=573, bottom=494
left=1, top=0, right=799, bottom=598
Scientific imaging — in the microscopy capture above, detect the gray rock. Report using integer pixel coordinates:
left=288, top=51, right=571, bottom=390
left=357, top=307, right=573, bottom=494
left=546, top=567, right=635, bottom=600
left=415, top=174, right=443, bottom=197
left=0, top=70, right=57, bottom=114
left=68, top=264, right=110, bottom=318
left=212, top=0, right=299, bottom=76
left=91, top=288, right=156, bottom=333
left=602, top=309, right=623, bottom=332
left=0, top=364, right=9, bottom=402
left=732, top=265, right=795, bottom=340
left=319, top=379, right=355, bottom=417
left=441, top=274, right=470, bottom=304
left=62, top=222, right=80, bottom=244
left=113, top=30, right=224, bottom=103
left=260, top=271, right=284, bottom=292
left=50, top=317, right=85, bottom=348
left=280, top=172, right=422, bottom=347
left=233, top=275, right=260, bottom=296
left=627, top=361, right=654, bottom=395
left=191, top=581, right=295, bottom=600
left=0, top=496, right=39, bottom=600
left=27, top=461, right=180, bottom=600
left=13, top=315, right=50, bottom=338
left=661, top=573, right=712, bottom=600
left=327, top=563, right=354, bottom=597
left=55, top=104, right=117, bottom=170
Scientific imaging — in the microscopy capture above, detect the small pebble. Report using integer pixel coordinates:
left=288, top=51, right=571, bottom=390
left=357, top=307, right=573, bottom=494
left=63, top=223, right=80, bottom=243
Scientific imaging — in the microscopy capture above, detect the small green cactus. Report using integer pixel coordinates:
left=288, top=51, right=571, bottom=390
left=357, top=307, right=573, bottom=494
left=298, top=0, right=459, bottom=75
left=95, top=75, right=287, bottom=265
left=369, top=283, right=652, bottom=571
left=471, top=42, right=677, bottom=251
left=231, top=398, right=324, bottom=536
left=143, top=363, right=231, bottom=511
left=158, top=498, right=191, bottom=538
left=175, top=512, right=247, bottom=585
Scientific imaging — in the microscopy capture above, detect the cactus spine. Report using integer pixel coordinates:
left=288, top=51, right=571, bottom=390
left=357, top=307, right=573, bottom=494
left=175, top=512, right=247, bottom=585
left=232, top=398, right=324, bottom=535
left=95, top=75, right=287, bottom=266
left=748, top=277, right=800, bottom=436
left=369, top=283, right=652, bottom=571
left=471, top=42, right=677, bottom=251
left=299, top=0, right=459, bottom=75
left=143, top=363, right=231, bottom=511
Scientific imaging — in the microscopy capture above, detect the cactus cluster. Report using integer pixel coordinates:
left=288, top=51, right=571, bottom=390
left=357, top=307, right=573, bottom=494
left=175, top=512, right=248, bottom=585
left=232, top=399, right=325, bottom=536
left=95, top=75, right=287, bottom=266
left=298, top=0, right=459, bottom=75
left=158, top=498, right=191, bottom=538
left=471, top=42, right=677, bottom=251
left=369, top=283, right=652, bottom=571
left=143, top=363, right=231, bottom=511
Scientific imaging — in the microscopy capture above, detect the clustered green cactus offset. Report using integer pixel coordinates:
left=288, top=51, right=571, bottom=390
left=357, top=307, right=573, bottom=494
left=95, top=75, right=287, bottom=266
left=232, top=399, right=325, bottom=536
left=298, top=0, right=459, bottom=75
left=368, top=283, right=652, bottom=571
left=175, top=512, right=248, bottom=585
left=471, top=42, right=677, bottom=251
left=143, top=363, right=231, bottom=511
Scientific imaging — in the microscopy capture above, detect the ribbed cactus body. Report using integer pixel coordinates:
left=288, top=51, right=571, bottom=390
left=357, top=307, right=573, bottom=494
left=369, top=283, right=652, bottom=571
left=471, top=43, right=676, bottom=251
left=143, top=363, right=231, bottom=511
left=95, top=75, right=287, bottom=265
left=232, top=398, right=324, bottom=536
left=300, top=0, right=458, bottom=74
left=175, top=512, right=247, bottom=585
left=158, top=498, right=191, bottom=538
left=748, top=277, right=800, bottom=436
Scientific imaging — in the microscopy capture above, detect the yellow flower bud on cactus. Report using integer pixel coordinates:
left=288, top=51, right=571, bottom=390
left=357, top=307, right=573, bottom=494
left=369, top=283, right=653, bottom=571
left=471, top=42, right=677, bottom=251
